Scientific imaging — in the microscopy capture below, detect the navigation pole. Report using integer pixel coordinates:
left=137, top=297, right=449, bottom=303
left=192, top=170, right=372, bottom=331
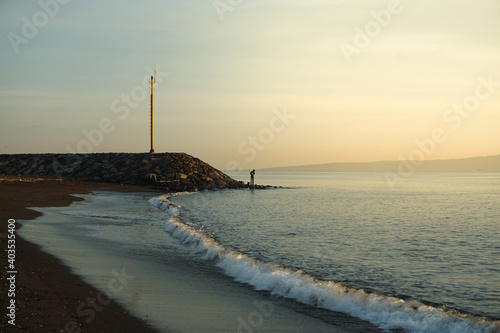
left=149, top=70, right=156, bottom=153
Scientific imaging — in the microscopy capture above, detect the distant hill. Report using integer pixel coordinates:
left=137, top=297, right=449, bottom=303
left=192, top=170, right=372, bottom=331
left=262, top=154, right=500, bottom=172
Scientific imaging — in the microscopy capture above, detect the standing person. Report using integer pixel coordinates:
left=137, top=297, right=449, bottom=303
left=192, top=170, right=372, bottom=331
left=250, top=169, right=255, bottom=188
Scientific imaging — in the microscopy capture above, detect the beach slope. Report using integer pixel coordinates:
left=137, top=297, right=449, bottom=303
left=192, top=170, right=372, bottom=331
left=0, top=177, right=161, bottom=332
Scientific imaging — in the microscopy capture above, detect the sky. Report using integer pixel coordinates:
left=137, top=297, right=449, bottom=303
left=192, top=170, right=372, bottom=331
left=1, top=0, right=499, bottom=170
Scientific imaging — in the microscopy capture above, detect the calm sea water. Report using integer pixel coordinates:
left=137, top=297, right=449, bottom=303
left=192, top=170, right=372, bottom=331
left=20, top=172, right=500, bottom=332
left=162, top=172, right=500, bottom=332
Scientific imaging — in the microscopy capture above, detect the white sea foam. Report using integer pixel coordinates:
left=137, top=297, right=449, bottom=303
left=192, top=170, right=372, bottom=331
left=149, top=194, right=500, bottom=333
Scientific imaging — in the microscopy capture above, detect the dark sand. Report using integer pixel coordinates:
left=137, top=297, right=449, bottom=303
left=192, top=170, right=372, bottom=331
left=0, top=177, right=161, bottom=332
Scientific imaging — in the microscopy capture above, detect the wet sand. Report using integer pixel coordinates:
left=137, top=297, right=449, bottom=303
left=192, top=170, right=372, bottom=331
left=0, top=177, right=161, bottom=332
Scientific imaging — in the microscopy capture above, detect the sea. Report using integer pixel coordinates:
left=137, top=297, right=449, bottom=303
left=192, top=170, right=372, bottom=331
left=20, top=172, right=500, bottom=333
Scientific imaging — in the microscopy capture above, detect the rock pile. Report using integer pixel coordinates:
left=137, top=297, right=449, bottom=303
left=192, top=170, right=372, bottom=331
left=0, top=153, right=265, bottom=192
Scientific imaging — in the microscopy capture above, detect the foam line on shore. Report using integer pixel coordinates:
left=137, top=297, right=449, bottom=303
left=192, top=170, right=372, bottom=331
left=149, top=194, right=499, bottom=333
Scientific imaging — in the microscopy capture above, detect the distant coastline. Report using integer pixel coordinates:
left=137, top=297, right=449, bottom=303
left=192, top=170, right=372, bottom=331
left=261, top=154, right=500, bottom=172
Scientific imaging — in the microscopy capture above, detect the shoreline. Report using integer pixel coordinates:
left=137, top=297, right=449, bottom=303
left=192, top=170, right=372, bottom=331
left=0, top=176, right=161, bottom=332
left=22, top=185, right=372, bottom=332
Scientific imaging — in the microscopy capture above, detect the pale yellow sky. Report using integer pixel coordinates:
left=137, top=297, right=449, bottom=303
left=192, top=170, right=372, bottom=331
left=1, top=0, right=499, bottom=169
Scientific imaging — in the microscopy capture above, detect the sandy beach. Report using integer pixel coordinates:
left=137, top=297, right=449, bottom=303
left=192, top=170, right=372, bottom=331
left=0, top=177, right=160, bottom=332
left=0, top=176, right=381, bottom=333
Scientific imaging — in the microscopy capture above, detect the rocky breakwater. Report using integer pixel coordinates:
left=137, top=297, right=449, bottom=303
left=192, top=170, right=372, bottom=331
left=0, top=153, right=267, bottom=192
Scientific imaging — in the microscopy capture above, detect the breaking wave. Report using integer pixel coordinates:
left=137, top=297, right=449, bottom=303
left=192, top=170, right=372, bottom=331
left=149, top=194, right=500, bottom=333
